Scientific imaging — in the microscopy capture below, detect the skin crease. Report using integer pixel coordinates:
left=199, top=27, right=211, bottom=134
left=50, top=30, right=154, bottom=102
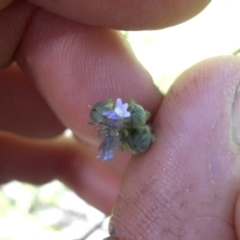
left=1, top=0, right=240, bottom=239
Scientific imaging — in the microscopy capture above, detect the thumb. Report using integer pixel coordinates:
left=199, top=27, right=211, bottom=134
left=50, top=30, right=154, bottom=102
left=108, top=56, right=240, bottom=239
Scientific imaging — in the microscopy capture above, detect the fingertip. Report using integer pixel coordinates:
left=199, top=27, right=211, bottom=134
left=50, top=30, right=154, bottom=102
left=16, top=9, right=161, bottom=141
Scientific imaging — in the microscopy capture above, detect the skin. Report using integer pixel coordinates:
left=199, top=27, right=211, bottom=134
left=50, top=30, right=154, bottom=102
left=1, top=0, right=240, bottom=239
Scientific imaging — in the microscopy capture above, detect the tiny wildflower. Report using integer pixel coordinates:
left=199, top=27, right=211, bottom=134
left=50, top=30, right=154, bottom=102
left=102, top=98, right=130, bottom=120
left=89, top=97, right=154, bottom=161
left=97, top=149, right=114, bottom=161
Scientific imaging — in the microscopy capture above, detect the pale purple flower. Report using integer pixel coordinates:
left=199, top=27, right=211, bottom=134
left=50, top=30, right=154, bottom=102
left=97, top=149, right=114, bottom=161
left=102, top=98, right=130, bottom=120
left=97, top=135, right=119, bottom=161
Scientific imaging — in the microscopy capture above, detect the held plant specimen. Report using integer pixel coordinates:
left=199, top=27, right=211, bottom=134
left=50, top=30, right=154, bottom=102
left=89, top=98, right=155, bottom=161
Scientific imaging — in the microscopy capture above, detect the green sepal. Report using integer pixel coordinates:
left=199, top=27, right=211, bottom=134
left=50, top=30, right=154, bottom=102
left=145, top=111, right=151, bottom=120
left=126, top=125, right=155, bottom=155
left=129, top=98, right=136, bottom=105
left=107, top=97, right=114, bottom=105
left=90, top=101, right=114, bottom=124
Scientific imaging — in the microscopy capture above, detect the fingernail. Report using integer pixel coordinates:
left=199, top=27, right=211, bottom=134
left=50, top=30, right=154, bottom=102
left=232, top=84, right=240, bottom=144
left=108, top=219, right=117, bottom=236
left=0, top=0, right=13, bottom=10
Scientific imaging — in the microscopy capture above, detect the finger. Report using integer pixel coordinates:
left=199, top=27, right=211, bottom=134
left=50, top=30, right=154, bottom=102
left=109, top=56, right=240, bottom=239
left=16, top=9, right=161, bottom=148
left=0, top=0, right=210, bottom=67
left=0, top=0, right=35, bottom=68
left=27, top=0, right=210, bottom=30
left=0, top=131, right=120, bottom=214
left=0, top=65, right=65, bottom=138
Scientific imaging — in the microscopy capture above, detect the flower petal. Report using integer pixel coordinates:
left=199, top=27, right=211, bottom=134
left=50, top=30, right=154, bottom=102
left=115, top=98, right=122, bottom=107
left=97, top=149, right=114, bottom=161
left=102, top=98, right=131, bottom=120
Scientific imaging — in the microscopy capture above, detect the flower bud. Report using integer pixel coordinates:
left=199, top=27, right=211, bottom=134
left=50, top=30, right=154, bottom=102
left=128, top=101, right=148, bottom=129
left=126, top=125, right=155, bottom=154
left=90, top=101, right=113, bottom=124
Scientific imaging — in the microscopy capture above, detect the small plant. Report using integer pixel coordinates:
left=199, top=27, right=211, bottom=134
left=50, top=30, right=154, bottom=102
left=89, top=98, right=155, bottom=161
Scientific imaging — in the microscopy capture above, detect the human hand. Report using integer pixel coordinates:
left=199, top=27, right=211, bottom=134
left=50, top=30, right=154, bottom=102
left=3, top=1, right=240, bottom=239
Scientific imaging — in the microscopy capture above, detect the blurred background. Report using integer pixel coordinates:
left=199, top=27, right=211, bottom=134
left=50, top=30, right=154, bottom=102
left=1, top=0, right=240, bottom=239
